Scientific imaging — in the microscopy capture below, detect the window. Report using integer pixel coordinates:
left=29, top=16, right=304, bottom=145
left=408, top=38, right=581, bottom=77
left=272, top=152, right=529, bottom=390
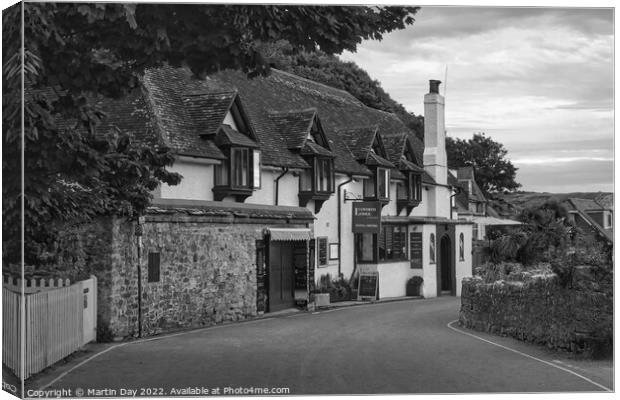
left=148, top=252, right=160, bottom=283
left=214, top=146, right=260, bottom=201
left=317, top=237, right=328, bottom=266
left=378, top=168, right=389, bottom=199
left=364, top=167, right=390, bottom=200
left=379, top=225, right=408, bottom=261
left=215, top=148, right=260, bottom=189
left=355, top=233, right=377, bottom=263
left=606, top=213, right=612, bottom=228
left=315, top=158, right=333, bottom=193
left=252, top=150, right=261, bottom=188
left=231, top=147, right=249, bottom=187
left=473, top=224, right=479, bottom=240
left=429, top=233, right=436, bottom=264
left=459, top=233, right=465, bottom=261
left=298, top=157, right=334, bottom=211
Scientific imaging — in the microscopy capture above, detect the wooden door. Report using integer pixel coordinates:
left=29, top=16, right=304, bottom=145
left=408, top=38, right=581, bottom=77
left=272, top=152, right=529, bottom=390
left=268, top=242, right=295, bottom=312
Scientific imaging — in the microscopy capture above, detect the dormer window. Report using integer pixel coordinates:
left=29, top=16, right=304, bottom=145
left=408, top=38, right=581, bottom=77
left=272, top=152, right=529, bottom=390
left=396, top=141, right=424, bottom=214
left=213, top=123, right=261, bottom=202
left=364, top=167, right=390, bottom=202
left=299, top=156, right=335, bottom=212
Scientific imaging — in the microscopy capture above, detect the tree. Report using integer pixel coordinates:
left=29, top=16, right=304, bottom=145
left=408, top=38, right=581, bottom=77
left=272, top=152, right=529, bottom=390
left=3, top=4, right=419, bottom=264
left=258, top=40, right=424, bottom=138
left=446, top=133, right=520, bottom=194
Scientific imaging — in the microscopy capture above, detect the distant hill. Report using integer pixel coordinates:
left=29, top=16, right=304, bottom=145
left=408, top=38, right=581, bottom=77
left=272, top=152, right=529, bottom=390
left=490, top=191, right=613, bottom=219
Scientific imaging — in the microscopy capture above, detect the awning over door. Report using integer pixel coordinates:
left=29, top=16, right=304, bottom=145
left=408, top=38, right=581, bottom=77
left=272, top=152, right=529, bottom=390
left=265, top=228, right=313, bottom=241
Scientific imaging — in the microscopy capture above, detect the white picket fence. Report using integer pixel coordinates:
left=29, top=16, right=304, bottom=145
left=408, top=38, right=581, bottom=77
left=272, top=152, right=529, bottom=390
left=3, top=274, right=72, bottom=294
left=2, top=275, right=97, bottom=379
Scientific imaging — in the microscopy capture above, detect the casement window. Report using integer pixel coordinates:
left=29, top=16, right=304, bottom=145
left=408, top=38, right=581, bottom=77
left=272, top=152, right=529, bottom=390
left=378, top=225, right=408, bottom=262
left=459, top=233, right=465, bottom=261
left=214, top=147, right=260, bottom=201
left=217, top=147, right=260, bottom=189
left=299, top=156, right=335, bottom=212
left=364, top=167, right=390, bottom=201
left=316, top=158, right=333, bottom=193
left=397, top=173, right=422, bottom=201
left=429, top=233, right=436, bottom=264
left=355, top=233, right=377, bottom=263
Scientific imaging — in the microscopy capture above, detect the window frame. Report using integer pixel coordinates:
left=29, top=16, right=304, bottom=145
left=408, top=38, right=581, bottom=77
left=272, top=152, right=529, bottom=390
left=364, top=167, right=390, bottom=201
left=355, top=233, right=377, bottom=263
left=378, top=224, right=408, bottom=262
left=214, top=146, right=261, bottom=190
left=429, top=233, right=436, bottom=264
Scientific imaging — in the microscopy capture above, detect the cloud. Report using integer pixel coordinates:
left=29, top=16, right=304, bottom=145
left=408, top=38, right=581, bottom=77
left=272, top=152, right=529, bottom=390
left=339, top=6, right=614, bottom=193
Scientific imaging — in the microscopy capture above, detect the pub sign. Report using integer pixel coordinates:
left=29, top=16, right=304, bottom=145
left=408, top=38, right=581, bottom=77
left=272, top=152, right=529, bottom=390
left=352, top=201, right=381, bottom=233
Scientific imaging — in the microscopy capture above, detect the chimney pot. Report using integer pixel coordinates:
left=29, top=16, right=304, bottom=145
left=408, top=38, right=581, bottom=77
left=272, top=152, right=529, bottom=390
left=429, top=80, right=442, bottom=94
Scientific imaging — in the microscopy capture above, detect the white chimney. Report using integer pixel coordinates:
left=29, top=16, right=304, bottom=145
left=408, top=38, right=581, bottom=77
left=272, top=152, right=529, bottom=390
left=423, top=80, right=447, bottom=186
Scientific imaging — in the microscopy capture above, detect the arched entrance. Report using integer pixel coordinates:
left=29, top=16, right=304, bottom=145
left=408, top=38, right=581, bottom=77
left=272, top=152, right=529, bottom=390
left=439, top=235, right=452, bottom=294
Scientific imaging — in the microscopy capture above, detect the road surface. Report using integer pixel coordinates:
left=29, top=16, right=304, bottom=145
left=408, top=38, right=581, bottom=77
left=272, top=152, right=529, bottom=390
left=32, top=297, right=612, bottom=396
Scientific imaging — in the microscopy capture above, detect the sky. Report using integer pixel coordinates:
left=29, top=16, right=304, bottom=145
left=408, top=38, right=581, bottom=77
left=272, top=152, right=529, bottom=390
left=340, top=6, right=614, bottom=194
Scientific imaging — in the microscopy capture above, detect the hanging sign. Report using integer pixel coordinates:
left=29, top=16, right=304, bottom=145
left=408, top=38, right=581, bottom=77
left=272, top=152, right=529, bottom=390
left=352, top=202, right=382, bottom=233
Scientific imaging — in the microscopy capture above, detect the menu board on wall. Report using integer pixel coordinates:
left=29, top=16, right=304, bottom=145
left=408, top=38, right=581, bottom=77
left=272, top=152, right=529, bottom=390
left=409, top=232, right=423, bottom=269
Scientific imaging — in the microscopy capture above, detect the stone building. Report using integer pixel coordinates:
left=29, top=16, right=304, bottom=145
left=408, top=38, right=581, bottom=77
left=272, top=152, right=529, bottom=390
left=80, top=67, right=473, bottom=338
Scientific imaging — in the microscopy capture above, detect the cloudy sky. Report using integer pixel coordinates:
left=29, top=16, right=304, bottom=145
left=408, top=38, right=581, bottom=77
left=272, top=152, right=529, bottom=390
left=340, top=6, right=614, bottom=194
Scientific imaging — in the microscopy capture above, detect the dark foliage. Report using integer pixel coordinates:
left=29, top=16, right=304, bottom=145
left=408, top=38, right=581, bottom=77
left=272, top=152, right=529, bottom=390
left=446, top=133, right=521, bottom=194
left=3, top=4, right=419, bottom=264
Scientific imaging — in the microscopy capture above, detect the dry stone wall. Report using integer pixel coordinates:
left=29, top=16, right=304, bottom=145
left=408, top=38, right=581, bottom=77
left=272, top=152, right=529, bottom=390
left=459, top=265, right=612, bottom=357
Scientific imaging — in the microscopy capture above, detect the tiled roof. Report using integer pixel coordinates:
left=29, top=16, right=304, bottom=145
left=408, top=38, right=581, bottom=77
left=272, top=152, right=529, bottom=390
left=62, top=66, right=424, bottom=179
left=565, top=198, right=613, bottom=242
left=335, top=125, right=379, bottom=161
left=215, top=125, right=259, bottom=148
left=184, top=92, right=236, bottom=137
left=268, top=109, right=316, bottom=150
left=301, top=141, right=334, bottom=157
left=422, top=171, right=436, bottom=184
left=457, top=166, right=475, bottom=180
left=457, top=167, right=486, bottom=202
left=142, top=67, right=226, bottom=159
left=367, top=152, right=395, bottom=168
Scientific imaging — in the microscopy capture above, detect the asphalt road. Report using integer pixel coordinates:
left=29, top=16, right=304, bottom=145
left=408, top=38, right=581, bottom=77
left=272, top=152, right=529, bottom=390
left=34, top=297, right=612, bottom=396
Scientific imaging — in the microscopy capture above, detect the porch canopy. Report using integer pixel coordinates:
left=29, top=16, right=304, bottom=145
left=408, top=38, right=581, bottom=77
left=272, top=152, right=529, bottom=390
left=265, top=228, right=313, bottom=241
left=473, top=216, right=522, bottom=226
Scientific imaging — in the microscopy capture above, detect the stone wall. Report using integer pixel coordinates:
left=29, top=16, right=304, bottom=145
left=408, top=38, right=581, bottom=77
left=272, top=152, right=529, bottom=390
left=55, top=210, right=312, bottom=340
left=459, top=266, right=613, bottom=357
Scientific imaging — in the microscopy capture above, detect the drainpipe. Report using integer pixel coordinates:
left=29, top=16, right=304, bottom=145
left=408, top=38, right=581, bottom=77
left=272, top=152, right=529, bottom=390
left=274, top=168, right=288, bottom=206
left=337, top=175, right=354, bottom=278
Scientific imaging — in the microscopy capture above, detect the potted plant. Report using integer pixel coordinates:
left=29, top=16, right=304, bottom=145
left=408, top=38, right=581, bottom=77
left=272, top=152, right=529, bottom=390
left=406, top=275, right=424, bottom=297
left=313, top=274, right=332, bottom=308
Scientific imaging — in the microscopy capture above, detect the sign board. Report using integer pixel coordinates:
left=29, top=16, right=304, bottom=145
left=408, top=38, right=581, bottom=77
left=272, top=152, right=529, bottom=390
left=352, top=202, right=382, bottom=233
left=409, top=232, right=423, bottom=269
left=357, top=272, right=379, bottom=300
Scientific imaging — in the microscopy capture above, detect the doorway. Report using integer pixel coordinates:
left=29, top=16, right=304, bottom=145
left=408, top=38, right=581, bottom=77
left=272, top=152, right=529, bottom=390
left=268, top=242, right=295, bottom=312
left=439, top=235, right=452, bottom=294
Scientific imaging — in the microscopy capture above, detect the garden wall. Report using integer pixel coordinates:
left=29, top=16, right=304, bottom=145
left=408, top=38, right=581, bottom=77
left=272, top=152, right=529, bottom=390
left=459, top=265, right=612, bottom=357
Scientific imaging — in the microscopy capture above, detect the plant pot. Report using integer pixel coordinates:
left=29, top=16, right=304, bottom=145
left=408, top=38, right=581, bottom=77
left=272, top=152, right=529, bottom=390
left=314, top=293, right=330, bottom=308
left=406, top=283, right=421, bottom=297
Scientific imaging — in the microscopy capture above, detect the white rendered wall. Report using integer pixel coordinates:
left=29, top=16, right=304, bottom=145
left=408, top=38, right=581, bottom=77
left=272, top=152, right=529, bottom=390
left=158, top=159, right=215, bottom=201
left=410, top=224, right=438, bottom=299
left=377, top=261, right=414, bottom=298
left=454, top=224, right=473, bottom=297
left=381, top=182, right=399, bottom=217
